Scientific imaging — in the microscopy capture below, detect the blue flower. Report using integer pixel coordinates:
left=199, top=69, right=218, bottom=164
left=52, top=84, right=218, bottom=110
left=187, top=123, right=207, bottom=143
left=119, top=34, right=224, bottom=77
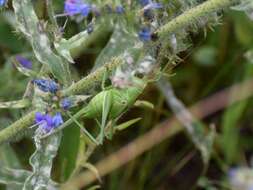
left=139, top=0, right=163, bottom=10
left=52, top=112, right=64, bottom=127
left=35, top=112, right=45, bottom=123
left=138, top=27, right=152, bottom=41
left=115, top=5, right=124, bottom=14
left=0, top=0, right=6, bottom=6
left=33, top=79, right=59, bottom=94
left=144, top=2, right=163, bottom=10
left=60, top=98, right=72, bottom=110
left=35, top=112, right=53, bottom=133
left=64, top=0, right=91, bottom=16
left=16, top=55, right=32, bottom=69
left=35, top=112, right=63, bottom=133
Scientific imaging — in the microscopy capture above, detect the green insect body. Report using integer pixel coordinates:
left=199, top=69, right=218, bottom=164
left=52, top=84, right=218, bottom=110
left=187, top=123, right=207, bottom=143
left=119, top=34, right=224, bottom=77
left=83, top=77, right=146, bottom=120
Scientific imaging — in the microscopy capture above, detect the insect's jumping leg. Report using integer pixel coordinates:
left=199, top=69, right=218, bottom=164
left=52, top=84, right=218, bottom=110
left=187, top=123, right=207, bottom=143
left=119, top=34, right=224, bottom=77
left=67, top=111, right=98, bottom=145
left=98, top=91, right=112, bottom=144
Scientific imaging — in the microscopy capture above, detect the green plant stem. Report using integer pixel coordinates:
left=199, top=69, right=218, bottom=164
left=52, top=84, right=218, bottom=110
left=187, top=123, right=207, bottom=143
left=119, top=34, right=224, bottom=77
left=46, top=0, right=58, bottom=28
left=157, top=0, right=239, bottom=36
left=0, top=111, right=37, bottom=145
left=62, top=57, right=123, bottom=96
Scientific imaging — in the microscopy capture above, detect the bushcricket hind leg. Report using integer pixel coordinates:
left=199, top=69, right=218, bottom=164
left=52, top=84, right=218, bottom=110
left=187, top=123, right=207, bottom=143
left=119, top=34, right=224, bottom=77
left=98, top=91, right=112, bottom=144
left=66, top=111, right=98, bottom=145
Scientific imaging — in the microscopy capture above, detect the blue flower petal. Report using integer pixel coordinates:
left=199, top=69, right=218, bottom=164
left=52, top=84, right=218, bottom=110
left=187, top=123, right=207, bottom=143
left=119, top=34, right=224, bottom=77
left=115, top=5, right=125, bottom=14
left=60, top=98, right=72, bottom=110
left=64, top=0, right=91, bottom=16
left=138, top=27, right=152, bottom=41
left=16, top=55, right=32, bottom=70
left=0, top=0, right=6, bottom=6
left=35, top=112, right=45, bottom=123
left=33, top=79, right=59, bottom=94
left=52, top=113, right=64, bottom=128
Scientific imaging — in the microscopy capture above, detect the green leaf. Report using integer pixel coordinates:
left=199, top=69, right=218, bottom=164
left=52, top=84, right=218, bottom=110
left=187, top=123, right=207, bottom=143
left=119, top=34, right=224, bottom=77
left=115, top=118, right=142, bottom=131
left=221, top=62, right=253, bottom=163
left=58, top=124, right=80, bottom=181
left=0, top=99, right=30, bottom=109
left=92, top=20, right=137, bottom=71
left=134, top=100, right=154, bottom=110
left=12, top=0, right=71, bottom=85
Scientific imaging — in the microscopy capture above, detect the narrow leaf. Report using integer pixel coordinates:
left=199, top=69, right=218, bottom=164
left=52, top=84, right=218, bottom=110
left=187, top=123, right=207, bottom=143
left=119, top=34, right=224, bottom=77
left=115, top=118, right=142, bottom=131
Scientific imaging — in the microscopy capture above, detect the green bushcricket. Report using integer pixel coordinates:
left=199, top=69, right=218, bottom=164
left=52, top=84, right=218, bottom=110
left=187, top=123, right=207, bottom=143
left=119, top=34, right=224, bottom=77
left=42, top=77, right=147, bottom=144
left=83, top=76, right=147, bottom=143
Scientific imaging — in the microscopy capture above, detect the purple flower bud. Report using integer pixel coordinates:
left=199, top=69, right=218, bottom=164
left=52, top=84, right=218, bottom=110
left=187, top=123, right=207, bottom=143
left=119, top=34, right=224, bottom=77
left=52, top=112, right=64, bottom=128
left=138, top=27, right=152, bottom=41
left=35, top=112, right=53, bottom=133
left=144, top=2, right=163, bottom=10
left=139, top=0, right=150, bottom=6
left=64, top=0, right=91, bottom=16
left=33, top=79, right=59, bottom=94
left=115, top=5, right=124, bottom=14
left=35, top=112, right=45, bottom=123
left=139, top=0, right=163, bottom=10
left=60, top=98, right=72, bottom=110
left=16, top=56, right=32, bottom=70
left=35, top=112, right=64, bottom=133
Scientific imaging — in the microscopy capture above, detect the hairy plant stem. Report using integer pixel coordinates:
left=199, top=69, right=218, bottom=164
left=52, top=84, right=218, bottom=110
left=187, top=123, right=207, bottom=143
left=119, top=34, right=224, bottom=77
left=46, top=0, right=59, bottom=30
left=0, top=111, right=37, bottom=145
left=62, top=57, right=122, bottom=96
left=157, top=0, right=239, bottom=36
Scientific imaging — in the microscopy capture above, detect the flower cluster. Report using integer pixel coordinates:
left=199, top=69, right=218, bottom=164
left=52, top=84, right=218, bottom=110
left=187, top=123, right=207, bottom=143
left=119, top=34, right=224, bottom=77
left=138, top=27, right=152, bottom=42
left=35, top=112, right=63, bottom=133
left=32, top=79, right=59, bottom=94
